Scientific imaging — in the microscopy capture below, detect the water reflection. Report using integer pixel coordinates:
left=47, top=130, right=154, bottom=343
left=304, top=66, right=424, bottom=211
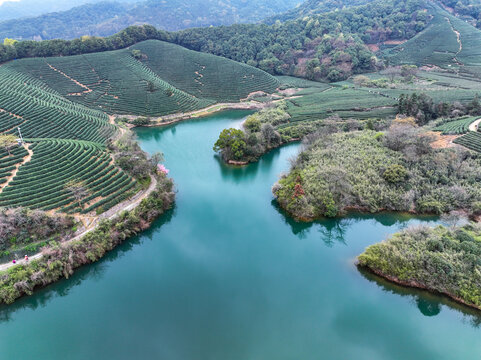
left=272, top=198, right=439, bottom=244
left=214, top=155, right=260, bottom=184
left=358, top=267, right=481, bottom=327
left=0, top=208, right=175, bottom=323
left=214, top=143, right=296, bottom=184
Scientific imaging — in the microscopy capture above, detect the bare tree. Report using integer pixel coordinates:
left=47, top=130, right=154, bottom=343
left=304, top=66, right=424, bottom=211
left=65, top=180, right=90, bottom=209
left=149, top=152, right=164, bottom=169
left=441, top=210, right=468, bottom=229
left=382, top=66, right=401, bottom=83
left=353, top=75, right=370, bottom=87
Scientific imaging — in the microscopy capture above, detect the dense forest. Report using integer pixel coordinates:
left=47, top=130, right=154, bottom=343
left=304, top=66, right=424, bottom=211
left=0, top=0, right=301, bottom=40
left=438, top=0, right=481, bottom=26
left=267, top=0, right=375, bottom=23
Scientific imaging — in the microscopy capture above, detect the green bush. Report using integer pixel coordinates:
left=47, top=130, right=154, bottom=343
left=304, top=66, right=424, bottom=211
left=358, top=223, right=481, bottom=309
left=383, top=164, right=408, bottom=183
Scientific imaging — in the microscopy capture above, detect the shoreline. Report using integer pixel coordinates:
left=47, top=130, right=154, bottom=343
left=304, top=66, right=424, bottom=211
left=0, top=174, right=175, bottom=305
left=274, top=201, right=441, bottom=223
left=358, top=264, right=481, bottom=311
left=223, top=138, right=302, bottom=167
left=120, top=101, right=268, bottom=129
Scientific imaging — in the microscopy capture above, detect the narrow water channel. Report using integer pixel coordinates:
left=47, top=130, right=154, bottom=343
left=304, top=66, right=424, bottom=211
left=0, top=111, right=479, bottom=359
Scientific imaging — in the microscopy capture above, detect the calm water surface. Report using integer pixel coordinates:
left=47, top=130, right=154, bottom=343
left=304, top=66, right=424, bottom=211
left=0, top=111, right=479, bottom=359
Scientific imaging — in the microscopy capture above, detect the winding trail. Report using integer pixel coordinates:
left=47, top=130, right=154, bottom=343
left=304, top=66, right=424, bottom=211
left=445, top=17, right=464, bottom=67
left=469, top=118, right=481, bottom=132
left=0, top=175, right=158, bottom=272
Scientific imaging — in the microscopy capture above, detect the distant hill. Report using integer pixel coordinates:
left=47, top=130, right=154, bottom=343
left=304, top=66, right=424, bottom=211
left=0, top=0, right=302, bottom=41
left=266, top=0, right=375, bottom=23
left=0, top=0, right=136, bottom=22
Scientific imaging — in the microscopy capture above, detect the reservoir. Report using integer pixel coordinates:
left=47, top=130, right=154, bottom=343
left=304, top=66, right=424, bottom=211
left=0, top=111, right=479, bottom=359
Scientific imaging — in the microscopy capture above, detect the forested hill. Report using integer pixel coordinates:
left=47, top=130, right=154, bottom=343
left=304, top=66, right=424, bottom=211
left=266, top=0, right=375, bottom=23
left=0, top=0, right=132, bottom=22
left=0, top=0, right=301, bottom=41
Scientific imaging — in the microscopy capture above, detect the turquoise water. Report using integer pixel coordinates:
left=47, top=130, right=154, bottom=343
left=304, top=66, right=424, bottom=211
left=0, top=111, right=479, bottom=359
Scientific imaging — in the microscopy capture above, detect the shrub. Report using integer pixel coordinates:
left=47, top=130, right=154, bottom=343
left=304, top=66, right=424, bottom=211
left=244, top=116, right=261, bottom=132
left=383, top=164, right=408, bottom=183
left=358, top=223, right=481, bottom=309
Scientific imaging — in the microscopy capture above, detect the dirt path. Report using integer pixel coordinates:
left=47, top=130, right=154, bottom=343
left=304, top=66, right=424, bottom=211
left=469, top=118, right=481, bottom=132
left=46, top=63, right=92, bottom=94
left=0, top=175, right=158, bottom=272
left=119, top=101, right=268, bottom=129
left=0, top=143, right=33, bottom=194
left=445, top=17, right=463, bottom=66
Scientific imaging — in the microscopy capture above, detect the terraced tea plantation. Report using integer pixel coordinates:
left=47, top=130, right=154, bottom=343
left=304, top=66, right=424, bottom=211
left=6, top=40, right=279, bottom=117
left=0, top=146, right=29, bottom=186
left=0, top=67, right=116, bottom=143
left=134, top=41, right=280, bottom=103
left=284, top=87, right=397, bottom=122
left=386, top=2, right=481, bottom=79
left=0, top=40, right=281, bottom=215
left=454, top=132, right=481, bottom=152
left=434, top=117, right=477, bottom=134
left=0, top=139, right=136, bottom=213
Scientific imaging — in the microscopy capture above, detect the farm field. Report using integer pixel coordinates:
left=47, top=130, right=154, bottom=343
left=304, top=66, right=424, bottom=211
left=434, top=116, right=477, bottom=134
left=386, top=3, right=481, bottom=78
left=453, top=131, right=481, bottom=152
left=283, top=87, right=397, bottom=122
left=0, top=139, right=136, bottom=213
left=6, top=40, right=280, bottom=117
left=134, top=41, right=280, bottom=103
left=0, top=66, right=116, bottom=143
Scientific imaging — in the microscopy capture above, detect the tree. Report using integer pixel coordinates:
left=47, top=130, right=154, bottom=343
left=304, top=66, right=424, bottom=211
left=400, top=65, right=418, bottom=81
left=149, top=152, right=164, bottom=170
left=441, top=210, right=467, bottom=229
left=261, top=123, right=281, bottom=148
left=64, top=180, right=90, bottom=209
left=213, top=128, right=247, bottom=161
left=382, top=66, right=401, bottom=83
left=244, top=115, right=261, bottom=132
left=131, top=49, right=142, bottom=59
left=3, top=38, right=17, bottom=47
left=383, top=164, right=408, bottom=183
left=353, top=75, right=370, bottom=87
left=0, top=134, right=18, bottom=156
left=147, top=81, right=156, bottom=93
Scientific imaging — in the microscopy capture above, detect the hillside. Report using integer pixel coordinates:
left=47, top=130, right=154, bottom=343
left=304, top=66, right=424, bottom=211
left=0, top=0, right=438, bottom=83
left=6, top=40, right=279, bottom=116
left=0, top=0, right=302, bottom=40
left=385, top=2, right=481, bottom=75
left=0, top=39, right=278, bottom=215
